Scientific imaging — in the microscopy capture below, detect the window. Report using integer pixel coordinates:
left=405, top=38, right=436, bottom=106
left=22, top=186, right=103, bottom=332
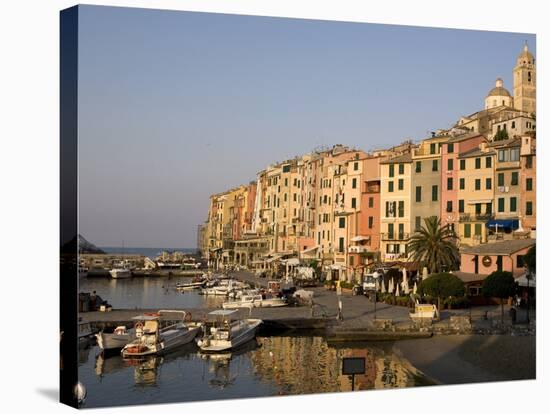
left=339, top=237, right=344, bottom=253
left=389, top=164, right=395, bottom=177
left=388, top=223, right=394, bottom=239
left=398, top=179, right=404, bottom=190
left=415, top=161, right=422, bottom=173
left=430, top=143, right=436, bottom=154
left=475, top=203, right=482, bottom=215
left=352, top=178, right=357, bottom=189
left=284, top=178, right=288, bottom=186
left=386, top=201, right=396, bottom=217
left=447, top=177, right=453, bottom=190
left=526, top=178, right=533, bottom=191
left=368, top=216, right=374, bottom=229
left=512, top=121, right=516, bottom=129
left=459, top=178, right=465, bottom=190
left=388, top=181, right=394, bottom=192
left=464, top=223, right=471, bottom=238
left=351, top=197, right=357, bottom=209
left=459, top=199, right=465, bottom=213
left=475, top=223, right=482, bottom=236
left=432, top=185, right=438, bottom=201
left=398, top=201, right=405, bottom=217
left=511, top=172, right=519, bottom=186
left=398, top=163, right=405, bottom=175
left=415, top=186, right=422, bottom=202
left=293, top=193, right=297, bottom=201
left=486, top=178, right=492, bottom=190
left=526, top=201, right=533, bottom=216
left=475, top=179, right=481, bottom=191
left=354, top=162, right=359, bottom=171
left=486, top=203, right=492, bottom=215
left=446, top=200, right=453, bottom=213
left=447, top=159, right=453, bottom=171
left=282, top=165, right=291, bottom=173
left=460, top=159, right=466, bottom=170
left=339, top=217, right=345, bottom=228
left=510, top=197, right=517, bottom=212
left=448, top=143, right=454, bottom=153
left=498, top=149, right=508, bottom=162
left=498, top=173, right=505, bottom=187
left=510, top=148, right=520, bottom=162
left=526, top=155, right=533, bottom=169
left=398, top=223, right=405, bottom=239
left=284, top=193, right=288, bottom=201
left=368, top=197, right=374, bottom=208
left=498, top=198, right=505, bottom=212
left=475, top=158, right=481, bottom=169
left=415, top=216, right=421, bottom=231
left=432, top=160, right=438, bottom=171
left=486, top=157, right=492, bottom=168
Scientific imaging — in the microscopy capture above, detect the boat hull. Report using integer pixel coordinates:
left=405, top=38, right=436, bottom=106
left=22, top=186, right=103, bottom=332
left=96, top=331, right=135, bottom=351
left=109, top=269, right=132, bottom=279
left=121, top=326, right=201, bottom=358
left=199, top=320, right=262, bottom=353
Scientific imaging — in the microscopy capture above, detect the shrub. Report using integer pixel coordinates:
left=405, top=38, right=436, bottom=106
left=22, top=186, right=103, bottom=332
left=482, top=271, right=517, bottom=323
left=418, top=272, right=465, bottom=310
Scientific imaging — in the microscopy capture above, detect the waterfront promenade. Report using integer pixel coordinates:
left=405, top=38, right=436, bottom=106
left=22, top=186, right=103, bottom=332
left=81, top=271, right=535, bottom=339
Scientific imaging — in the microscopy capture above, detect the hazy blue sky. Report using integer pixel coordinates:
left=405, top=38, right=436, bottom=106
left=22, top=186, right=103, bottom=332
left=77, top=5, right=535, bottom=248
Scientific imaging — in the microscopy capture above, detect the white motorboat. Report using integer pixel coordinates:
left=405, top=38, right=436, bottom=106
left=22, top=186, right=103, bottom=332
left=175, top=280, right=206, bottom=290
left=222, top=294, right=287, bottom=309
left=109, top=267, right=132, bottom=279
left=121, top=310, right=201, bottom=358
left=96, top=326, right=136, bottom=351
left=197, top=310, right=262, bottom=353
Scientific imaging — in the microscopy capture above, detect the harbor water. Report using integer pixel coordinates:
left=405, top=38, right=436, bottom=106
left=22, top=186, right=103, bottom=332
left=78, top=336, right=432, bottom=408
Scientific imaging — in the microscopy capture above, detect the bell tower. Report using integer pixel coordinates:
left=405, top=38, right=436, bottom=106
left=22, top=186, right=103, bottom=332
left=513, top=43, right=536, bottom=114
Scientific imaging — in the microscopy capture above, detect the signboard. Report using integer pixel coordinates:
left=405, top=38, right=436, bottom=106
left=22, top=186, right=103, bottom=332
left=342, top=357, right=366, bottom=375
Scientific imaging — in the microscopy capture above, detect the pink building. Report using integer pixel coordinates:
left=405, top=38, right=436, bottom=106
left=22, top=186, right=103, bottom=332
left=440, top=133, right=486, bottom=230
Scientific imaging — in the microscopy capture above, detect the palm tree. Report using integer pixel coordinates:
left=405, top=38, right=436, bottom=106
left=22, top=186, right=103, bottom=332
left=407, top=216, right=459, bottom=274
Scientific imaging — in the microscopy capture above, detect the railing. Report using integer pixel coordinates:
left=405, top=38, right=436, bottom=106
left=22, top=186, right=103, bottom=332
left=459, top=213, right=494, bottom=222
left=381, top=233, right=409, bottom=241
left=348, top=245, right=367, bottom=253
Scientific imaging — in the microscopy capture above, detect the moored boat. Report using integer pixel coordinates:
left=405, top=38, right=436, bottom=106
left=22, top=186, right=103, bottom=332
left=121, top=310, right=201, bottom=358
left=109, top=267, right=132, bottom=279
left=96, top=325, right=136, bottom=351
left=222, top=294, right=287, bottom=309
left=197, top=310, right=262, bottom=353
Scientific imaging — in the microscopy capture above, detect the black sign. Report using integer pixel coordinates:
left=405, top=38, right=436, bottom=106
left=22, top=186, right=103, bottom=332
left=342, top=357, right=366, bottom=375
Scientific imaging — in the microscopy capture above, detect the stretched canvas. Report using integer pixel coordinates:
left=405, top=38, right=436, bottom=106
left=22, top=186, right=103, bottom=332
left=60, top=4, right=536, bottom=408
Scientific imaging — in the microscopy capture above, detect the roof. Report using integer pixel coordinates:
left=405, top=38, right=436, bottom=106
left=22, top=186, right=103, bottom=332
left=487, top=86, right=511, bottom=97
left=447, top=132, right=485, bottom=144
left=458, top=148, right=495, bottom=159
left=452, top=271, right=488, bottom=284
left=487, top=137, right=521, bottom=148
left=380, top=153, right=413, bottom=164
left=461, top=239, right=535, bottom=256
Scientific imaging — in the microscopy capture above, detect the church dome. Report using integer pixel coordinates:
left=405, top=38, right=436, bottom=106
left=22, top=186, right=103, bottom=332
left=486, top=78, right=511, bottom=97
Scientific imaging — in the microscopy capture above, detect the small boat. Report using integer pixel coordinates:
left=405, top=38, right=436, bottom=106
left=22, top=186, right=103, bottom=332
left=96, top=326, right=136, bottom=351
left=109, top=267, right=132, bottom=279
left=175, top=280, right=206, bottom=290
left=121, top=310, right=201, bottom=358
left=197, top=310, right=262, bottom=353
left=222, top=294, right=287, bottom=309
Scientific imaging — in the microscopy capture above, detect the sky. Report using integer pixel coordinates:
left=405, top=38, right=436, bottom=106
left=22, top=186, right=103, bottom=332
left=76, top=5, right=535, bottom=248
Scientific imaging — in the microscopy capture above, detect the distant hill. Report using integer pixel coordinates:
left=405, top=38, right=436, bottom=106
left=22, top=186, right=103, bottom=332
left=61, top=234, right=105, bottom=254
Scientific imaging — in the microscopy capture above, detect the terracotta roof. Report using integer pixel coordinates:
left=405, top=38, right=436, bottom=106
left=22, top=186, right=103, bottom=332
left=452, top=271, right=488, bottom=283
left=461, top=239, right=535, bottom=256
left=380, top=153, right=413, bottom=164
left=458, top=148, right=495, bottom=159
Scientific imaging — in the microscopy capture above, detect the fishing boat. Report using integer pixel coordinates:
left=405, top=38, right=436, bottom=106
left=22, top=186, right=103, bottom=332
left=121, top=310, right=201, bottom=358
left=197, top=310, right=262, bottom=353
left=222, top=293, right=287, bottom=309
left=96, top=325, right=136, bottom=351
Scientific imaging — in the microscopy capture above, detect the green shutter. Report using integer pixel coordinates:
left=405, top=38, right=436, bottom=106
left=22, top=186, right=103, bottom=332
left=464, top=224, right=471, bottom=238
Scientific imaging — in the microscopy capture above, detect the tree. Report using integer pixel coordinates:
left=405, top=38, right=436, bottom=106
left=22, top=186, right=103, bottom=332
left=407, top=216, right=460, bottom=274
left=418, top=272, right=465, bottom=312
left=524, top=244, right=536, bottom=274
left=482, top=271, right=517, bottom=324
left=493, top=128, right=509, bottom=141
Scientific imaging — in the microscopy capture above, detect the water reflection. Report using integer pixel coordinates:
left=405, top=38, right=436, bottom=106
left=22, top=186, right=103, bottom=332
left=79, top=336, right=429, bottom=407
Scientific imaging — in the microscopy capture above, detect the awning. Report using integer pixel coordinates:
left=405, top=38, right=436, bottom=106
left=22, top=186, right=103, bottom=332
left=351, top=235, right=370, bottom=242
left=282, top=258, right=300, bottom=266
left=485, top=219, right=519, bottom=230
left=515, top=273, right=536, bottom=288
left=302, top=245, right=319, bottom=254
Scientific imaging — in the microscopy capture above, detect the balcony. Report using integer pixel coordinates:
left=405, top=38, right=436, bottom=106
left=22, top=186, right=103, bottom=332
left=384, top=253, right=407, bottom=261
left=348, top=245, right=367, bottom=254
left=381, top=233, right=409, bottom=241
left=459, top=213, right=494, bottom=222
